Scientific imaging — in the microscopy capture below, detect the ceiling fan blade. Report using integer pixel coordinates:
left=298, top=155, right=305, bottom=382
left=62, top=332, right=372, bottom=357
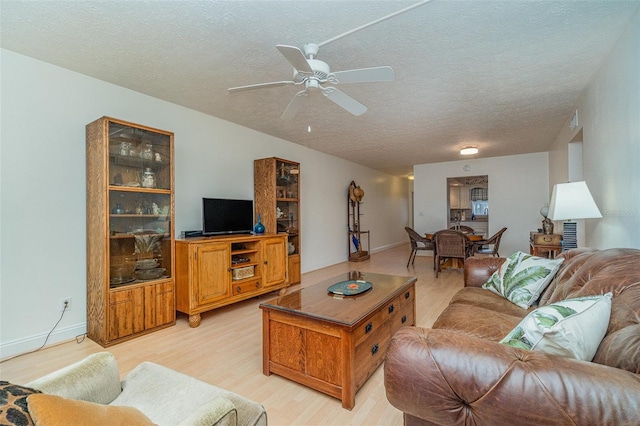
left=228, top=80, right=296, bottom=93
left=281, top=89, right=308, bottom=120
left=322, top=87, right=367, bottom=116
left=331, top=66, right=395, bottom=84
left=276, top=45, right=313, bottom=73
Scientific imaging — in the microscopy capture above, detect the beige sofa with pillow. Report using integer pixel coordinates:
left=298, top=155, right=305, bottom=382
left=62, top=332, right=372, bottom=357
left=25, top=352, right=267, bottom=426
left=384, top=248, right=640, bottom=425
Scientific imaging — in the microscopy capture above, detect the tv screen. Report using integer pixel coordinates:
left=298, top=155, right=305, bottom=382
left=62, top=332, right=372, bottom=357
left=202, top=198, right=254, bottom=235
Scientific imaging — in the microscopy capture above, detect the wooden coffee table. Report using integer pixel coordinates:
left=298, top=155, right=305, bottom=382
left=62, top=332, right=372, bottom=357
left=260, top=272, right=416, bottom=409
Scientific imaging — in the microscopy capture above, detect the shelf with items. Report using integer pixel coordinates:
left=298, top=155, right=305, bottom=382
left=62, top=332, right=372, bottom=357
left=87, top=116, right=175, bottom=347
left=230, top=242, right=260, bottom=280
left=254, top=157, right=301, bottom=284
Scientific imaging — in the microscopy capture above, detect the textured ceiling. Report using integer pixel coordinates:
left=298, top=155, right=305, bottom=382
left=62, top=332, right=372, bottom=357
left=2, top=0, right=638, bottom=176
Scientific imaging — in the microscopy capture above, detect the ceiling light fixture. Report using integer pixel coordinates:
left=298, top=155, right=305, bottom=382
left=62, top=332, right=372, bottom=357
left=460, top=146, right=479, bottom=155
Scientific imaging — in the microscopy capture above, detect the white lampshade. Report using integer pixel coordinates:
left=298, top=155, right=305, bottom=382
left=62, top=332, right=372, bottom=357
left=548, top=181, right=602, bottom=221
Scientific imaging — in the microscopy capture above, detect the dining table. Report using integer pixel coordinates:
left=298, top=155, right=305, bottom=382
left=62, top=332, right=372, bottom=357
left=425, top=231, right=485, bottom=270
left=424, top=232, right=484, bottom=243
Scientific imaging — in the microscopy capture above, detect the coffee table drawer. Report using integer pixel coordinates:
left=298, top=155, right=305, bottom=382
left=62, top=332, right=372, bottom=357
left=354, top=304, right=389, bottom=346
left=355, top=319, right=391, bottom=388
left=391, top=288, right=415, bottom=330
left=391, top=299, right=415, bottom=330
left=399, top=286, right=415, bottom=308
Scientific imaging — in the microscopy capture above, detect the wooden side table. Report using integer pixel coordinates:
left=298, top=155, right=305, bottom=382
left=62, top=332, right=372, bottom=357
left=529, top=232, right=562, bottom=259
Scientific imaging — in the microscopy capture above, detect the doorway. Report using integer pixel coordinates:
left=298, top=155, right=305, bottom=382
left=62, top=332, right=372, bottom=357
left=447, top=175, right=489, bottom=238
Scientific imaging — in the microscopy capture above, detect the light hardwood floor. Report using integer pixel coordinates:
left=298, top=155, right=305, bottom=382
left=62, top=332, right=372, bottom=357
left=1, top=244, right=464, bottom=425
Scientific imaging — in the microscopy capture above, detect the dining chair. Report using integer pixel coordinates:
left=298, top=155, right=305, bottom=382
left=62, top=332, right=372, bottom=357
left=473, top=227, right=507, bottom=257
left=433, top=229, right=472, bottom=277
left=405, top=227, right=435, bottom=269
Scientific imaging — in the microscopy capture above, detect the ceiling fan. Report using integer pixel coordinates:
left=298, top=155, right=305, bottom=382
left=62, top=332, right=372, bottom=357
left=228, top=43, right=394, bottom=119
left=227, top=0, right=432, bottom=119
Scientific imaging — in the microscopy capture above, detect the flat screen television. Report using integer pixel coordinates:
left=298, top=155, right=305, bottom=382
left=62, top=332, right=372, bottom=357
left=202, top=198, right=254, bottom=235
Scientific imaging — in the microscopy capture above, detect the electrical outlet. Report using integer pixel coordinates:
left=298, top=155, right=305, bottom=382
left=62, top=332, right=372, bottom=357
left=60, top=297, right=72, bottom=312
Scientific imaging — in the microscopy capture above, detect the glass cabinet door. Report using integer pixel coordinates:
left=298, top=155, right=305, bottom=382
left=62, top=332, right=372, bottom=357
left=107, top=121, right=173, bottom=287
left=275, top=160, right=299, bottom=254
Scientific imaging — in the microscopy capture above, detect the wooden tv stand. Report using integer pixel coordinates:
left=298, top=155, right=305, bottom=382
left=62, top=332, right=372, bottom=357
left=175, top=233, right=289, bottom=327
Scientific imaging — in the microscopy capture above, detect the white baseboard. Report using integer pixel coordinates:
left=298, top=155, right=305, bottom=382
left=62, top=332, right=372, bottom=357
left=0, top=323, right=86, bottom=360
left=370, top=240, right=406, bottom=254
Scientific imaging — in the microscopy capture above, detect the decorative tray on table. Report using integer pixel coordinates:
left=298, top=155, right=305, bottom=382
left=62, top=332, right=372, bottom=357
left=327, top=280, right=372, bottom=296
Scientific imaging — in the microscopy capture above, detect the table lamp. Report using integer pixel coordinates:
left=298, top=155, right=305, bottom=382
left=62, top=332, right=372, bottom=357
left=547, top=181, right=602, bottom=250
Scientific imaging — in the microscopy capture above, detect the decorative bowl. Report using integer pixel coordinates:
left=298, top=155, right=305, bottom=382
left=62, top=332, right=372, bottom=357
left=136, top=258, right=159, bottom=270
left=135, top=267, right=166, bottom=280
left=110, top=259, right=137, bottom=285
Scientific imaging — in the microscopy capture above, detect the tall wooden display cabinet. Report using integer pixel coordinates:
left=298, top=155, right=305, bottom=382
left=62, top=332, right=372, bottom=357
left=86, top=117, right=175, bottom=346
left=254, top=157, right=301, bottom=284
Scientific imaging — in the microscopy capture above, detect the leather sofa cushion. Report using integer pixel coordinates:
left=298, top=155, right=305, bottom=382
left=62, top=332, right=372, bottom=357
left=593, top=324, right=640, bottom=374
left=432, top=288, right=528, bottom=341
left=450, top=287, right=535, bottom=317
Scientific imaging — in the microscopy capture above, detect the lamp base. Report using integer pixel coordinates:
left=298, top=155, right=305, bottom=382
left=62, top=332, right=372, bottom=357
left=562, top=221, right=577, bottom=251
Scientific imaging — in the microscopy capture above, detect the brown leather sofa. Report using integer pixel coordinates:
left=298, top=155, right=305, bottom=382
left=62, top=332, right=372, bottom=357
left=384, top=248, right=640, bottom=425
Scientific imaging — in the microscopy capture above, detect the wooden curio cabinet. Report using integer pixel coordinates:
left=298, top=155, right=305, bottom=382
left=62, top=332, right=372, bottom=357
left=86, top=117, right=175, bottom=346
left=254, top=158, right=301, bottom=284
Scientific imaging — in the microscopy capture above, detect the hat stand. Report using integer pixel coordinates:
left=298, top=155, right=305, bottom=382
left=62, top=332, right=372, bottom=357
left=348, top=181, right=370, bottom=261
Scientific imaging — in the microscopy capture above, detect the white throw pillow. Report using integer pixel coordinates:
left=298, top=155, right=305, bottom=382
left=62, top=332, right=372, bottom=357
left=482, top=251, right=564, bottom=309
left=500, top=293, right=612, bottom=361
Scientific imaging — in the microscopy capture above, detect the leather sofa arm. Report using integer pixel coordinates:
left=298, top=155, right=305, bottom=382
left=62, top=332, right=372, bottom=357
left=464, top=257, right=504, bottom=287
left=384, top=327, right=640, bottom=425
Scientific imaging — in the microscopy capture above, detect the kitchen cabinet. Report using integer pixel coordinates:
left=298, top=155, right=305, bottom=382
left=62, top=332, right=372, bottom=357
left=449, top=186, right=470, bottom=209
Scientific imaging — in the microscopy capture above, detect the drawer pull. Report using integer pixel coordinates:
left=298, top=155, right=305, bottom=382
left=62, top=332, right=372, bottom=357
left=255, top=282, right=260, bottom=288
left=405, top=291, right=411, bottom=299
left=371, top=343, right=379, bottom=355
left=236, top=286, right=242, bottom=293
left=388, top=304, right=395, bottom=314
left=401, top=315, right=407, bottom=324
left=365, top=322, right=373, bottom=334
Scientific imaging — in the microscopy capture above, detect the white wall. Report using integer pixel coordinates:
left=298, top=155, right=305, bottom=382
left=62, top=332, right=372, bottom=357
left=0, top=50, right=409, bottom=357
left=548, top=8, right=640, bottom=249
left=413, top=153, right=550, bottom=257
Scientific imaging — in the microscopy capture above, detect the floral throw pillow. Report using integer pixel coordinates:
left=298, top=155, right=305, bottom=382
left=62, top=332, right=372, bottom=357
left=500, top=293, right=612, bottom=361
left=482, top=251, right=564, bottom=309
